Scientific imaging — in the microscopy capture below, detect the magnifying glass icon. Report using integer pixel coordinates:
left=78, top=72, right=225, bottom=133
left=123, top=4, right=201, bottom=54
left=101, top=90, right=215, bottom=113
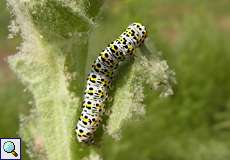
left=3, top=141, right=18, bottom=157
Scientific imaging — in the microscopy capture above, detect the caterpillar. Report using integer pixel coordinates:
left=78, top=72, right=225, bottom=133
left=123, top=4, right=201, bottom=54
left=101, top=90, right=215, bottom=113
left=75, top=22, right=147, bottom=143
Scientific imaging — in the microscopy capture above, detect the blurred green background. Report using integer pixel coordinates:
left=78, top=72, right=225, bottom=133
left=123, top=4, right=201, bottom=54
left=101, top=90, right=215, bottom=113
left=0, top=1, right=30, bottom=138
left=1, top=0, right=230, bottom=159
left=0, top=1, right=31, bottom=159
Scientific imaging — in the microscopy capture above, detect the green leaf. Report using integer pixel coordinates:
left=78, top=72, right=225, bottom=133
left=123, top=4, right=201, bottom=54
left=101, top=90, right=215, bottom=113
left=7, top=0, right=104, bottom=159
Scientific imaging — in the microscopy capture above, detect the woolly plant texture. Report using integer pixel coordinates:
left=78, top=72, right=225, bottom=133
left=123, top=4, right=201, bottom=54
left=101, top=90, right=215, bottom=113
left=6, top=0, right=176, bottom=159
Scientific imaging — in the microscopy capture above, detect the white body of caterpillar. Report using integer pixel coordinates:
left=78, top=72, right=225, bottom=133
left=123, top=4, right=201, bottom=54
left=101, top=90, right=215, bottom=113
left=75, top=23, right=147, bottom=143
